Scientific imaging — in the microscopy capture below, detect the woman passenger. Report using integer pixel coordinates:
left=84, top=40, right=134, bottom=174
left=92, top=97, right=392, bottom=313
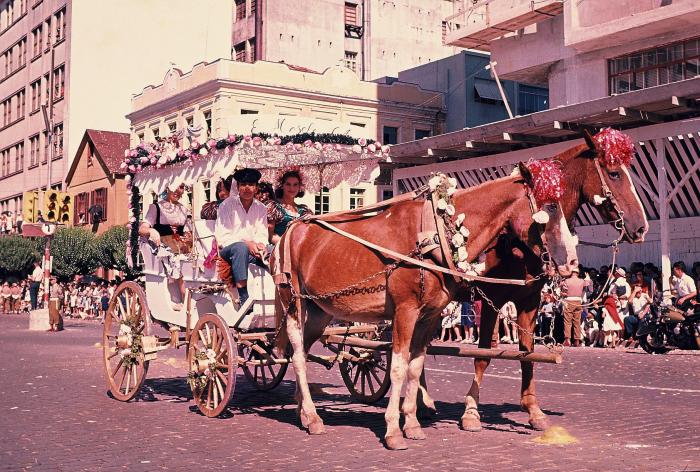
left=200, top=176, right=232, bottom=220
left=266, top=170, right=312, bottom=244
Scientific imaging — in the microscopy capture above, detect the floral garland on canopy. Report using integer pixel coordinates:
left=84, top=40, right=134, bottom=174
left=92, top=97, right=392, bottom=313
left=124, top=132, right=388, bottom=269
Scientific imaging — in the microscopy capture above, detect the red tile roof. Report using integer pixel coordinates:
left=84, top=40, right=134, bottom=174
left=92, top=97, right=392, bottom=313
left=85, top=129, right=130, bottom=175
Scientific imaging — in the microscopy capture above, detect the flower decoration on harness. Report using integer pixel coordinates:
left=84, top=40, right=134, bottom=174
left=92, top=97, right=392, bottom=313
left=428, top=174, right=473, bottom=273
left=593, top=127, right=634, bottom=167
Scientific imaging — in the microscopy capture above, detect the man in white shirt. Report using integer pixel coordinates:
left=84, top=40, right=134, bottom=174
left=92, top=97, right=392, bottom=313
left=670, top=261, right=697, bottom=310
left=29, top=261, right=43, bottom=310
left=215, top=168, right=268, bottom=307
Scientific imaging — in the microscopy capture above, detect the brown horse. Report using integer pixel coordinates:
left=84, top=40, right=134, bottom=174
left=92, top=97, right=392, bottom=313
left=454, top=131, right=649, bottom=433
left=275, top=165, right=579, bottom=450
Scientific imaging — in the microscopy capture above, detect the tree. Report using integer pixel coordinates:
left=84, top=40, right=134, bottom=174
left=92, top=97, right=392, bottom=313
left=95, top=225, right=132, bottom=275
left=0, top=236, right=41, bottom=280
left=49, top=227, right=99, bottom=280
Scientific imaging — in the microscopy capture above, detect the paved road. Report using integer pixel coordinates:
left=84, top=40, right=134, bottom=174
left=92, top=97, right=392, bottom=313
left=1, top=315, right=699, bottom=471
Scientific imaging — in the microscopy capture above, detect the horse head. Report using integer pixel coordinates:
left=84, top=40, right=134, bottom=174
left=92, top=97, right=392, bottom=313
left=517, top=162, right=579, bottom=278
left=577, top=128, right=649, bottom=243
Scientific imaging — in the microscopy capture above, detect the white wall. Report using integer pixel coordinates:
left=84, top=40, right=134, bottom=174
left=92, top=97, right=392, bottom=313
left=67, top=0, right=232, bottom=168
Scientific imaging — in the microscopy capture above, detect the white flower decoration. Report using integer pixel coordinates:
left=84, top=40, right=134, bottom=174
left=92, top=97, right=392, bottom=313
left=448, top=177, right=457, bottom=188
left=457, top=260, right=470, bottom=271
left=446, top=187, right=457, bottom=196
left=352, top=144, right=362, bottom=153
left=451, top=233, right=465, bottom=247
left=445, top=204, right=455, bottom=216
left=455, top=213, right=466, bottom=226
left=199, top=147, right=209, bottom=156
left=460, top=226, right=470, bottom=238
left=457, top=246, right=469, bottom=262
left=119, top=348, right=131, bottom=359
left=206, top=348, right=217, bottom=361
left=437, top=198, right=448, bottom=210
left=532, top=210, right=550, bottom=224
left=119, top=324, right=132, bottom=335
left=593, top=194, right=607, bottom=205
left=428, top=175, right=442, bottom=191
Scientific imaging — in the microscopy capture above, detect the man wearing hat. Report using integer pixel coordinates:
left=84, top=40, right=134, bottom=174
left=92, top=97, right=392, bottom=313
left=215, top=168, right=268, bottom=308
left=559, top=267, right=590, bottom=347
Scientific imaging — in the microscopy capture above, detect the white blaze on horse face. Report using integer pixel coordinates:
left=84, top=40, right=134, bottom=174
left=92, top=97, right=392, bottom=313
left=542, top=203, right=578, bottom=277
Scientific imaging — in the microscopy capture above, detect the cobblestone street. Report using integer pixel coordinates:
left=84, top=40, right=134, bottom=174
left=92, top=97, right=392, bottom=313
left=1, top=315, right=699, bottom=471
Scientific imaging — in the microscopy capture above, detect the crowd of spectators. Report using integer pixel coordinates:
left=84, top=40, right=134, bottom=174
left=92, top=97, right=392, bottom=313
left=437, top=260, right=700, bottom=348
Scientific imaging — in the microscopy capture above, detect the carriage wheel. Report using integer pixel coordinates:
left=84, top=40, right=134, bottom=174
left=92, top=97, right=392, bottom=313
left=339, top=347, right=392, bottom=404
left=103, top=281, right=151, bottom=402
left=238, top=339, right=288, bottom=391
left=187, top=314, right=237, bottom=418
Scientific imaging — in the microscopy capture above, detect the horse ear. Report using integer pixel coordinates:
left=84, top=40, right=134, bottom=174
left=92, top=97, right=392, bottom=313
left=518, top=162, right=533, bottom=185
left=582, top=129, right=596, bottom=150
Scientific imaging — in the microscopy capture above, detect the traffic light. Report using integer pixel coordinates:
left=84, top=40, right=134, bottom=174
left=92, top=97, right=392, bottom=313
left=22, top=191, right=39, bottom=223
left=44, top=190, right=59, bottom=222
left=57, top=192, right=73, bottom=225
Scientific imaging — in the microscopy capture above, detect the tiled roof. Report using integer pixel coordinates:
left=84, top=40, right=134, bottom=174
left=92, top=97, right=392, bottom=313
left=85, top=129, right=130, bottom=174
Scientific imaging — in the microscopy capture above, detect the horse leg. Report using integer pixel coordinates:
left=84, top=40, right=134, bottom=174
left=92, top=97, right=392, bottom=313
left=461, top=301, right=497, bottom=432
left=286, top=297, right=326, bottom=435
left=401, top=318, right=434, bottom=440
left=384, top=303, right=419, bottom=450
left=416, top=317, right=440, bottom=418
left=518, top=308, right=550, bottom=431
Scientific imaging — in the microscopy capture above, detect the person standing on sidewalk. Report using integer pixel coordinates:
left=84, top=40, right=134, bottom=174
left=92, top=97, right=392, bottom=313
left=560, top=267, right=590, bottom=347
left=48, top=277, right=64, bottom=332
left=29, top=261, right=43, bottom=310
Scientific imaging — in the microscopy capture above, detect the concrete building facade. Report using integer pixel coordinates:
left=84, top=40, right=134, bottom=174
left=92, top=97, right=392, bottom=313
left=398, top=50, right=548, bottom=133
left=444, top=0, right=700, bottom=106
left=0, top=0, right=232, bottom=217
left=126, top=59, right=443, bottom=215
left=231, top=0, right=463, bottom=81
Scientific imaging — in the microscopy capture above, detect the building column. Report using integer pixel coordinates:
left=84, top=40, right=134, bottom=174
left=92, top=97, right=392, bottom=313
left=656, top=138, right=670, bottom=298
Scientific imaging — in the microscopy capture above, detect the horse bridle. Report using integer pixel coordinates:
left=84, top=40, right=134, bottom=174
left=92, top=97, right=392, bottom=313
left=592, top=158, right=627, bottom=244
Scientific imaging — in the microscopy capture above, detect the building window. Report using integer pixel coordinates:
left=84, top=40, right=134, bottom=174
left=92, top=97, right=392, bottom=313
left=235, top=0, right=246, bottom=21
left=15, top=142, right=23, bottom=171
left=29, top=134, right=39, bottom=166
left=609, top=37, right=700, bottom=95
left=383, top=126, right=398, bottom=145
left=344, top=51, right=357, bottom=72
left=32, top=25, right=42, bottom=57
left=381, top=189, right=393, bottom=201
left=43, top=73, right=49, bottom=104
left=91, top=187, right=108, bottom=221
left=241, top=109, right=258, bottom=114
left=233, top=41, right=246, bottom=62
left=517, top=85, right=548, bottom=115
left=168, top=121, right=176, bottom=133
left=349, top=188, right=365, bottom=210
left=203, top=110, right=212, bottom=137
left=414, top=129, right=431, bottom=140
left=75, top=192, right=88, bottom=225
left=344, top=2, right=357, bottom=26
left=249, top=37, right=256, bottom=62
left=186, top=116, right=194, bottom=129
left=137, top=133, right=144, bottom=142
left=54, top=7, right=66, bottom=42
left=42, top=130, right=48, bottom=163
left=202, top=180, right=211, bottom=202
left=314, top=187, right=330, bottom=214
left=53, top=123, right=63, bottom=157
left=30, top=79, right=40, bottom=111
left=474, top=78, right=503, bottom=104
left=53, top=65, right=65, bottom=100
left=250, top=0, right=256, bottom=16
left=17, top=89, right=25, bottom=118
left=19, top=37, right=27, bottom=67
left=151, top=126, right=159, bottom=140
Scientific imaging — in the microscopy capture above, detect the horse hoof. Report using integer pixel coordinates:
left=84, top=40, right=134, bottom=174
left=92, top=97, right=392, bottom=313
left=460, top=415, right=482, bottom=432
left=403, top=426, right=426, bottom=441
left=385, top=435, right=408, bottom=450
left=529, top=416, right=550, bottom=431
left=308, top=420, right=327, bottom=435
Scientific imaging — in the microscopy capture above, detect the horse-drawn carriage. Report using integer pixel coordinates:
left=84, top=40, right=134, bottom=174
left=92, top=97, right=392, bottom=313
left=103, top=134, right=394, bottom=416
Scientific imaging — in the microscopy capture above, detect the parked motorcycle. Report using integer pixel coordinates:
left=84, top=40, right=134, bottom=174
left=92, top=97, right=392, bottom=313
left=636, top=298, right=700, bottom=354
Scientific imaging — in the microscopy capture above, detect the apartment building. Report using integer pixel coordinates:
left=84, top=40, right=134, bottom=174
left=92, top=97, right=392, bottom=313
left=443, top=0, right=700, bottom=106
left=0, top=0, right=232, bottom=216
left=126, top=59, right=443, bottom=214
left=231, top=0, right=463, bottom=81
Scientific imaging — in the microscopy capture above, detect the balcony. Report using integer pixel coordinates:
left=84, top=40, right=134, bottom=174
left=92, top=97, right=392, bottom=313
left=443, top=0, right=563, bottom=51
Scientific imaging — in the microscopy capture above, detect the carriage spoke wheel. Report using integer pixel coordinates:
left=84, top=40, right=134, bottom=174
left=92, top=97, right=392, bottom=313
left=103, top=281, right=151, bottom=402
left=238, top=339, right=288, bottom=391
left=187, top=314, right=237, bottom=418
left=339, top=347, right=392, bottom=404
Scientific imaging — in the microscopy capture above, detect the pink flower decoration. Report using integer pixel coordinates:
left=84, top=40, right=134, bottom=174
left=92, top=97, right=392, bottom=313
left=129, top=149, right=138, bottom=158
left=527, top=159, right=565, bottom=206
left=352, top=144, right=362, bottom=154
left=140, top=156, right=150, bottom=164
left=285, top=142, right=295, bottom=151
left=243, top=135, right=252, bottom=142
left=252, top=136, right=263, bottom=147
left=227, top=134, right=237, bottom=143
left=367, top=143, right=376, bottom=153
left=190, top=140, right=200, bottom=150
left=335, top=143, right=343, bottom=150
left=322, top=143, right=333, bottom=152
left=295, top=143, right=303, bottom=150
left=207, top=139, right=217, bottom=149
left=274, top=137, right=282, bottom=145
left=358, top=138, right=367, bottom=146
left=303, top=139, right=313, bottom=147
left=119, top=162, right=128, bottom=170
left=136, top=165, right=142, bottom=171
left=128, top=165, right=136, bottom=173
left=150, top=157, right=157, bottom=165
left=593, top=128, right=634, bottom=167
left=375, top=141, right=382, bottom=148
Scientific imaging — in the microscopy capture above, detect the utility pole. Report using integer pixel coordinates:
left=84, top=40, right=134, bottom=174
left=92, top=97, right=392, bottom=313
left=39, top=47, right=56, bottom=306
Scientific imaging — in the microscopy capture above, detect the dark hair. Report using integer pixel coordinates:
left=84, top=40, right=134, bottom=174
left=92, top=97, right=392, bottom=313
left=220, top=175, right=233, bottom=193
left=672, top=261, right=686, bottom=272
left=256, top=181, right=275, bottom=202
left=274, top=170, right=305, bottom=199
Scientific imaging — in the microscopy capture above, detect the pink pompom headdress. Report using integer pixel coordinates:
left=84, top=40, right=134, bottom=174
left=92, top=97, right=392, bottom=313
left=593, top=128, right=635, bottom=167
left=526, top=159, right=565, bottom=207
